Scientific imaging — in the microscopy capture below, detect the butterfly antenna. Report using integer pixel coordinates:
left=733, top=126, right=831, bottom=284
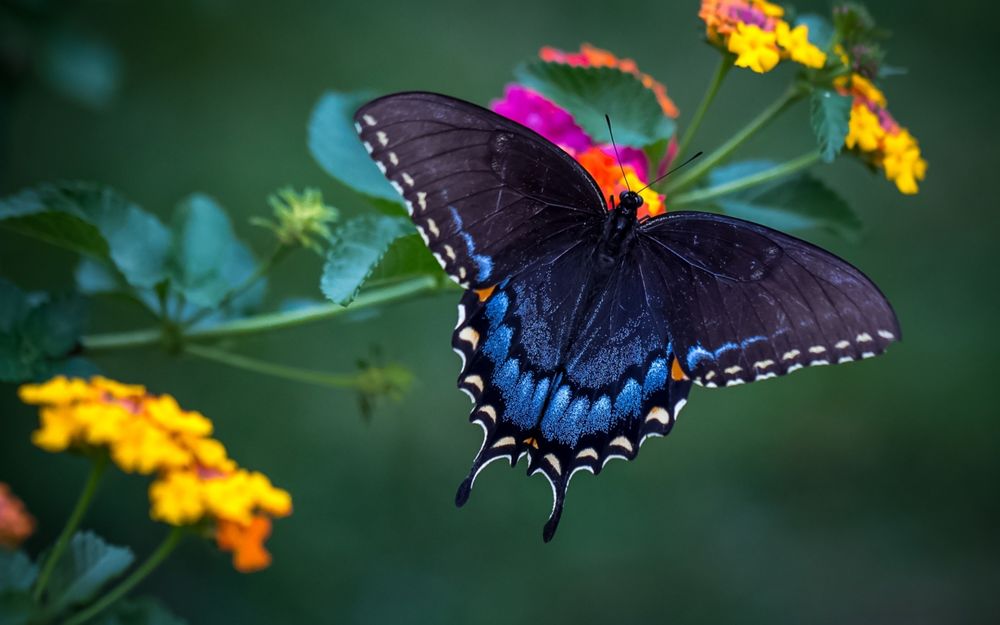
left=605, top=114, right=631, bottom=192
left=635, top=151, right=704, bottom=195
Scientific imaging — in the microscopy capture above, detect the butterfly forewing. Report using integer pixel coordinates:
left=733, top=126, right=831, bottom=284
left=354, top=92, right=606, bottom=288
left=638, top=211, right=900, bottom=387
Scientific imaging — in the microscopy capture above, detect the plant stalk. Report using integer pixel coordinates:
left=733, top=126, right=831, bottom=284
left=675, top=54, right=732, bottom=162
left=62, top=527, right=185, bottom=625
left=669, top=150, right=822, bottom=207
left=665, top=85, right=806, bottom=194
left=81, top=275, right=443, bottom=353
left=184, top=344, right=359, bottom=389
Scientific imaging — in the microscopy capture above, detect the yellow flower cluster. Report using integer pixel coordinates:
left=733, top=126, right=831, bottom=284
left=699, top=0, right=827, bottom=73
left=837, top=72, right=927, bottom=194
left=19, top=376, right=292, bottom=572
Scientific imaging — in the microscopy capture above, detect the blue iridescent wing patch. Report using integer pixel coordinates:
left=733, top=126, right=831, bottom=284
left=450, top=242, right=692, bottom=541
left=355, top=92, right=900, bottom=542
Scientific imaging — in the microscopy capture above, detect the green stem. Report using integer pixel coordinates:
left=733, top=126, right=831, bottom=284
left=665, top=85, right=806, bottom=194
left=80, top=275, right=444, bottom=353
left=62, top=527, right=184, bottom=625
left=675, top=54, right=732, bottom=162
left=185, top=344, right=359, bottom=389
left=182, top=244, right=291, bottom=329
left=670, top=150, right=822, bottom=207
left=32, top=456, right=107, bottom=602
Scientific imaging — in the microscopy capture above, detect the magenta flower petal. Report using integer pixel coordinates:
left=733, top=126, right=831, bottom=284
left=491, top=85, right=592, bottom=153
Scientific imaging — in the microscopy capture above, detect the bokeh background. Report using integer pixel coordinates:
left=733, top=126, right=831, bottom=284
left=2, top=0, right=998, bottom=623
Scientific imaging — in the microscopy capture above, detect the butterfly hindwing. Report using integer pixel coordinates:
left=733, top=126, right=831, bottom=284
left=637, top=211, right=900, bottom=387
left=354, top=92, right=605, bottom=288
left=450, top=241, right=692, bottom=541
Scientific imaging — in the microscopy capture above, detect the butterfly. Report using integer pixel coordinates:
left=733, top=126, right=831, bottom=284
left=354, top=92, right=900, bottom=541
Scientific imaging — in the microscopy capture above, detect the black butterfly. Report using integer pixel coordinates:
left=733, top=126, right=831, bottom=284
left=355, top=92, right=900, bottom=541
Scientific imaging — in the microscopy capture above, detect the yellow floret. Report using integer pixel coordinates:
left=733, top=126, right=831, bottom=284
left=845, top=103, right=885, bottom=153
left=727, top=23, right=781, bottom=73
left=150, top=470, right=206, bottom=525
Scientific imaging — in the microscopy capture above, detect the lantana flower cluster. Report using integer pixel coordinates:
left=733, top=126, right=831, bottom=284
left=0, top=482, right=35, bottom=549
left=836, top=70, right=926, bottom=194
left=699, top=0, right=827, bottom=73
left=19, top=376, right=292, bottom=572
left=492, top=44, right=677, bottom=219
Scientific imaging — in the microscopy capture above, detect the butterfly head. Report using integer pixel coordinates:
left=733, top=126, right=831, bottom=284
left=618, top=190, right=643, bottom=215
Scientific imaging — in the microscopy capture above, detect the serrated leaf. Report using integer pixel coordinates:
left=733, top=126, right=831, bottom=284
left=47, top=531, right=134, bottom=611
left=22, top=295, right=88, bottom=359
left=795, top=14, right=835, bottom=52
left=810, top=90, right=852, bottom=163
left=0, top=183, right=171, bottom=289
left=168, top=193, right=263, bottom=313
left=513, top=61, right=675, bottom=148
left=321, top=215, right=414, bottom=306
left=708, top=160, right=862, bottom=240
left=367, top=234, right=441, bottom=286
left=0, top=551, right=37, bottom=594
left=91, top=597, right=189, bottom=625
left=308, top=91, right=402, bottom=205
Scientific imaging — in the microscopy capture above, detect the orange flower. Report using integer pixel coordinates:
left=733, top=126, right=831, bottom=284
left=575, top=147, right=665, bottom=219
left=0, top=483, right=35, bottom=549
left=216, top=516, right=273, bottom=573
left=540, top=44, right=679, bottom=118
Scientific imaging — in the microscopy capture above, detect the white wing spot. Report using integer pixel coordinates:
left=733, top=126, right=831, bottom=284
left=837, top=356, right=854, bottom=364
left=610, top=436, right=634, bottom=453
left=724, top=365, right=743, bottom=375
left=417, top=191, right=428, bottom=211
left=354, top=121, right=363, bottom=134
left=426, top=218, right=440, bottom=238
left=645, top=406, right=670, bottom=425
left=861, top=351, right=876, bottom=359
left=705, top=371, right=716, bottom=380
left=463, top=375, right=484, bottom=392
left=432, top=252, right=447, bottom=269
left=809, top=359, right=830, bottom=366
left=401, top=172, right=415, bottom=187
left=404, top=200, right=414, bottom=215
left=576, top=448, right=598, bottom=461
left=458, top=266, right=467, bottom=279
left=782, top=349, right=801, bottom=360
left=544, top=454, right=562, bottom=475
left=444, top=244, right=457, bottom=261
left=787, top=363, right=804, bottom=373
left=388, top=151, right=399, bottom=166
left=809, top=345, right=827, bottom=354
left=726, top=378, right=745, bottom=387
left=458, top=327, right=480, bottom=350
left=856, top=332, right=873, bottom=343
left=755, top=372, right=777, bottom=381
left=376, top=131, right=388, bottom=146
left=835, top=340, right=851, bottom=349
left=478, top=405, right=497, bottom=424
left=363, top=141, right=374, bottom=154
left=493, top=436, right=516, bottom=449
left=362, top=114, right=377, bottom=126
left=454, top=303, right=466, bottom=329
left=754, top=359, right=775, bottom=370
left=389, top=180, right=403, bottom=194
left=673, top=398, right=687, bottom=419
left=878, top=330, right=895, bottom=340
left=416, top=226, right=430, bottom=245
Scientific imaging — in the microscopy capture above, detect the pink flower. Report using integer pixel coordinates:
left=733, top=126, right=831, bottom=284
left=491, top=85, right=591, bottom=153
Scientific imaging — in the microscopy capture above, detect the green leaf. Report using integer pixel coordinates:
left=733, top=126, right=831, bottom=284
left=0, top=551, right=37, bottom=594
left=0, top=278, right=29, bottom=334
left=321, top=215, right=415, bottom=306
left=0, top=592, right=37, bottom=625
left=92, top=597, right=189, bottom=625
left=22, top=295, right=88, bottom=359
left=75, top=258, right=125, bottom=295
left=810, top=90, right=852, bottom=163
left=0, top=183, right=171, bottom=289
left=708, top=160, right=862, bottom=240
left=168, top=193, right=263, bottom=312
left=795, top=14, right=835, bottom=52
left=367, top=234, right=441, bottom=287
left=308, top=91, right=402, bottom=205
left=513, top=61, right=675, bottom=148
left=47, top=531, right=134, bottom=611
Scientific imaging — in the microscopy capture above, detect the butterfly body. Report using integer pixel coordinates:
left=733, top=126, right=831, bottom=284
left=354, top=92, right=900, bottom=541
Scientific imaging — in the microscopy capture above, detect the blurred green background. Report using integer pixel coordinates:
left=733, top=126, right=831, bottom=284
left=2, top=0, right=998, bottom=623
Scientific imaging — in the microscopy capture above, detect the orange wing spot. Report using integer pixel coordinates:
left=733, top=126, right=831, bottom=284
left=523, top=437, right=539, bottom=449
left=671, top=356, right=689, bottom=381
left=475, top=285, right=496, bottom=302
